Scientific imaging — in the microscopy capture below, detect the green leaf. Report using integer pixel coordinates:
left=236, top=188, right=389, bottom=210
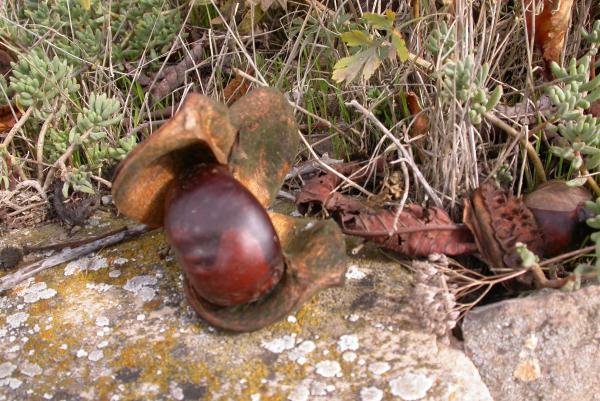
left=361, top=47, right=381, bottom=81
left=340, top=30, right=372, bottom=47
left=486, top=85, right=503, bottom=111
left=79, top=0, right=91, bottom=10
left=391, top=29, right=408, bottom=62
left=363, top=13, right=393, bottom=30
left=332, top=52, right=367, bottom=84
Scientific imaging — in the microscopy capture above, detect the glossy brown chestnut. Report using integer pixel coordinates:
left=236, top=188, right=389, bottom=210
left=524, top=180, right=592, bottom=257
left=163, top=164, right=285, bottom=307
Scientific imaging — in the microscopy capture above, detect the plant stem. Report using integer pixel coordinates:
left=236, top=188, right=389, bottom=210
left=347, top=99, right=443, bottom=207
left=41, top=130, right=92, bottom=191
left=1, top=107, right=33, bottom=147
left=484, top=111, right=547, bottom=183
left=36, top=110, right=56, bottom=181
left=580, top=166, right=600, bottom=197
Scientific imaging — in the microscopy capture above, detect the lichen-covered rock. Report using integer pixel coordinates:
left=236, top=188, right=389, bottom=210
left=463, top=285, right=600, bottom=401
left=0, top=213, right=491, bottom=401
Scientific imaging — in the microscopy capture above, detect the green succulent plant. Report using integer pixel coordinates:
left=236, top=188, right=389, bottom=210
left=545, top=25, right=600, bottom=174
left=438, top=54, right=503, bottom=125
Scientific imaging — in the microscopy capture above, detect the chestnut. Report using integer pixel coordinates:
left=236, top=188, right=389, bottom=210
left=164, top=164, right=284, bottom=307
left=111, top=88, right=347, bottom=331
left=524, top=180, right=592, bottom=257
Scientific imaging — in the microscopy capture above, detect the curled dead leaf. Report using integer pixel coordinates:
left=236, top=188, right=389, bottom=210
left=0, top=104, right=20, bottom=133
left=525, top=0, right=575, bottom=66
left=0, top=48, right=12, bottom=77
left=406, top=92, right=429, bottom=138
left=296, top=165, right=476, bottom=257
left=339, top=204, right=477, bottom=256
left=223, top=69, right=252, bottom=105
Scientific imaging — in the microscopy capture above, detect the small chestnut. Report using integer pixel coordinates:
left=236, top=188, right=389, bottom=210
left=524, top=180, right=592, bottom=257
left=163, top=163, right=285, bottom=307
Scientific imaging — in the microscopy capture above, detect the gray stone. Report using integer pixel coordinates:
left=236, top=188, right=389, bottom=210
left=463, top=285, right=600, bottom=401
left=0, top=213, right=492, bottom=400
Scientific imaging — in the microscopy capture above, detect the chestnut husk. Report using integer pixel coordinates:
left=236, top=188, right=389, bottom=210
left=111, top=88, right=348, bottom=331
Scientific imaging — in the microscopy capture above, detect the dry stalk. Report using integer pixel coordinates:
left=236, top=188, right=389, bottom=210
left=346, top=99, right=443, bottom=207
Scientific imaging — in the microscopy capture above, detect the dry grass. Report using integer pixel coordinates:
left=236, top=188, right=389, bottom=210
left=0, top=0, right=598, bottom=220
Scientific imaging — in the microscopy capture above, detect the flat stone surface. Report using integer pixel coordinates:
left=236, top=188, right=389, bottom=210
left=1, top=212, right=492, bottom=401
left=462, top=285, right=600, bottom=401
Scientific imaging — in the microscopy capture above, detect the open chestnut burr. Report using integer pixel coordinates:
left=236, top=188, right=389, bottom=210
left=112, top=88, right=348, bottom=332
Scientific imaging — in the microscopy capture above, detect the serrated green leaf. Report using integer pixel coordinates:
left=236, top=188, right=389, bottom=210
left=391, top=29, right=408, bottom=62
left=332, top=51, right=368, bottom=84
left=362, top=47, right=381, bottom=81
left=363, top=13, right=393, bottom=30
left=340, top=30, right=372, bottom=47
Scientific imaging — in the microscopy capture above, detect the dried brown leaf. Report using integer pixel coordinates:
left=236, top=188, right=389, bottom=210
left=525, top=0, right=575, bottom=65
left=223, top=69, right=252, bottom=105
left=339, top=204, right=477, bottom=257
left=296, top=165, right=477, bottom=257
left=0, top=104, right=20, bottom=133
left=406, top=92, right=428, bottom=138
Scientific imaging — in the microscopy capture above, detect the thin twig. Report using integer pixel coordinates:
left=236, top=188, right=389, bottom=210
left=539, top=245, right=596, bottom=267
left=342, top=223, right=471, bottom=237
left=0, top=224, right=150, bottom=292
left=42, top=130, right=92, bottom=191
left=36, top=110, right=56, bottom=181
left=580, top=166, right=600, bottom=197
left=1, top=107, right=33, bottom=147
left=484, top=111, right=547, bottom=183
left=347, top=99, right=443, bottom=207
left=297, top=132, right=374, bottom=197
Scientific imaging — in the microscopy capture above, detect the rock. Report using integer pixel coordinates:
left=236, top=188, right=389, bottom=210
left=462, top=285, right=600, bottom=401
left=0, top=215, right=492, bottom=401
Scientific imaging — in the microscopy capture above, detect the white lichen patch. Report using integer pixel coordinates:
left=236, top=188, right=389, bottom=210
left=95, top=316, right=110, bottom=327
left=123, top=275, right=158, bottom=302
left=6, top=312, right=29, bottom=329
left=360, top=386, right=384, bottom=401
left=347, top=313, right=360, bottom=322
left=170, top=382, right=184, bottom=401
left=0, top=362, right=16, bottom=379
left=310, top=381, right=327, bottom=396
left=88, top=350, right=104, bottom=362
left=261, top=334, right=296, bottom=354
left=369, top=361, right=391, bottom=375
left=109, top=269, right=122, bottom=278
left=20, top=362, right=42, bottom=377
left=86, top=283, right=113, bottom=293
left=342, top=351, right=357, bottom=362
left=113, top=257, right=129, bottom=266
left=0, top=378, right=22, bottom=390
left=337, top=334, right=359, bottom=352
left=345, top=265, right=368, bottom=280
left=64, top=255, right=108, bottom=276
left=18, top=281, right=57, bottom=304
left=288, top=340, right=316, bottom=364
left=389, top=372, right=434, bottom=400
left=315, top=360, right=342, bottom=378
left=288, top=384, right=310, bottom=401
left=76, top=349, right=88, bottom=358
